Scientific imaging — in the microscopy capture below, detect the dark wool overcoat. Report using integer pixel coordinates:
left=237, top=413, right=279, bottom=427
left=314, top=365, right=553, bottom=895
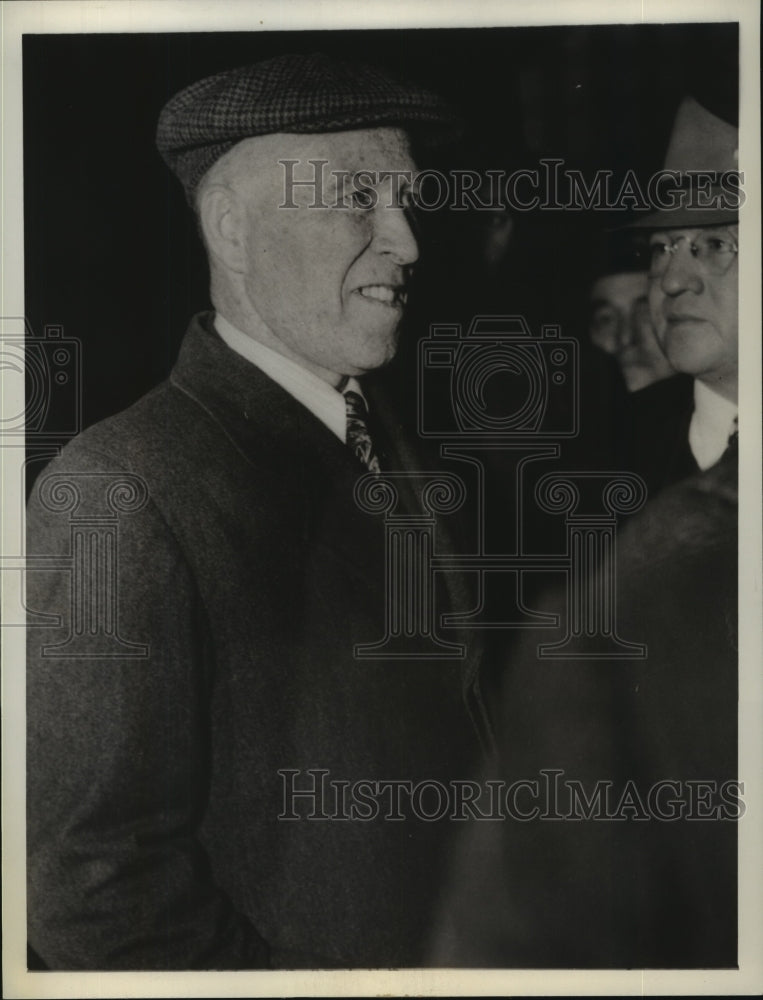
left=431, top=446, right=738, bottom=968
left=26, top=312, right=487, bottom=970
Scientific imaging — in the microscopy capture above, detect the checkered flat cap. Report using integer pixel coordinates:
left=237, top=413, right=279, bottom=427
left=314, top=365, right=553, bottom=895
left=156, top=52, right=460, bottom=199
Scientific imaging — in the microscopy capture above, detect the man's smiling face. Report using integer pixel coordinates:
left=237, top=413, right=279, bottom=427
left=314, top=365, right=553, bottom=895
left=231, top=127, right=419, bottom=385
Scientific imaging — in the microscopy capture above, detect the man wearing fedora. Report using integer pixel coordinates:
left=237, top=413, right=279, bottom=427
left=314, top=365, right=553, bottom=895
left=429, top=94, right=741, bottom=968
left=26, top=54, right=487, bottom=970
left=628, top=94, right=740, bottom=494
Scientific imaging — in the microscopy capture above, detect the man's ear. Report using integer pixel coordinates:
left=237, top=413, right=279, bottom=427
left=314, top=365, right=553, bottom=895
left=198, top=184, right=247, bottom=273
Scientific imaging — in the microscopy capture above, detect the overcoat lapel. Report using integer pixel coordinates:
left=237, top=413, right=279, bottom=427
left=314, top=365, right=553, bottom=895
left=169, top=313, right=387, bottom=594
left=171, top=313, right=488, bottom=739
left=366, top=377, right=487, bottom=713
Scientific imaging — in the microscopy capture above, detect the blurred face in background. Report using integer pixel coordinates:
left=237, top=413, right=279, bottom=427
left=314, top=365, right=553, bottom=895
left=589, top=270, right=674, bottom=392
left=477, top=208, right=515, bottom=278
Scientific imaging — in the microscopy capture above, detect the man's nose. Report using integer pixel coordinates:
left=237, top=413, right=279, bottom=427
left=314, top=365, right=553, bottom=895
left=372, top=204, right=420, bottom=267
left=659, top=246, right=704, bottom=296
left=616, top=313, right=634, bottom=350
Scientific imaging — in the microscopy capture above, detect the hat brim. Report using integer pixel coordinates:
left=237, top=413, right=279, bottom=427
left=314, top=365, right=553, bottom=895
left=620, top=205, right=739, bottom=230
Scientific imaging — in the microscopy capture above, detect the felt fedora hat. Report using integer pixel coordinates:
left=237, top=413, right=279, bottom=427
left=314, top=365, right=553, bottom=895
left=627, top=95, right=740, bottom=229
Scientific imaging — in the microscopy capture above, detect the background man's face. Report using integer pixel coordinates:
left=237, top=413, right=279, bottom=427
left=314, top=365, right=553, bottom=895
left=235, top=127, right=419, bottom=384
left=589, top=271, right=649, bottom=356
left=589, top=271, right=673, bottom=391
left=647, top=225, right=738, bottom=397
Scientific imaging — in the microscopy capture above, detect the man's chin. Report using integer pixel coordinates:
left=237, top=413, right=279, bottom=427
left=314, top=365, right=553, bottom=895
left=621, top=363, right=668, bottom=393
left=661, top=330, right=711, bottom=374
left=349, top=331, right=402, bottom=375
left=349, top=353, right=398, bottom=378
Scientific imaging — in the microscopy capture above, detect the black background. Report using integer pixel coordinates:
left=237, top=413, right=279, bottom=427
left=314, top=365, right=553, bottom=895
left=23, top=24, right=739, bottom=432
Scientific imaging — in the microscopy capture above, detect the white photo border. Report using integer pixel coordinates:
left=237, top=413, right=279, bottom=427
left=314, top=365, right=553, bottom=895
left=3, top=1, right=761, bottom=996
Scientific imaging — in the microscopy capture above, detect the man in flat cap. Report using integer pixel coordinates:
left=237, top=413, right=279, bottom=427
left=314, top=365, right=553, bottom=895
left=26, top=54, right=486, bottom=970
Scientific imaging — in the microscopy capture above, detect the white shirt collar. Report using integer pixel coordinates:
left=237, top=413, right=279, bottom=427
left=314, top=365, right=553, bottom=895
left=214, top=313, right=363, bottom=444
left=688, top=379, right=738, bottom=471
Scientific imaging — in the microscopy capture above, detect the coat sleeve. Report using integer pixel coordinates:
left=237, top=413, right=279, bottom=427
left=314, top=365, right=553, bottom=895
left=26, top=446, right=271, bottom=970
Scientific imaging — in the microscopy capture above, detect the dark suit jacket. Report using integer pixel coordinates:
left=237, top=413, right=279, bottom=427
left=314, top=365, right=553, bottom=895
left=26, top=312, right=486, bottom=970
left=628, top=373, right=698, bottom=496
left=432, top=447, right=738, bottom=968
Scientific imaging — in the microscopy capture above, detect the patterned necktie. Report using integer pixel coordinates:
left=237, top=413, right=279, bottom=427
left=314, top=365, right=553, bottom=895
left=344, top=390, right=381, bottom=474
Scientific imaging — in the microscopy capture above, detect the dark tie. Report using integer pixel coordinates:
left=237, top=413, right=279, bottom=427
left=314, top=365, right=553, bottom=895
left=726, top=416, right=738, bottom=454
left=344, top=390, right=381, bottom=474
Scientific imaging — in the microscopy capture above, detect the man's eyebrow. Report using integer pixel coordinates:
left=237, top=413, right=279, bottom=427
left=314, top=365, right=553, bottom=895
left=352, top=172, right=376, bottom=186
left=328, top=169, right=376, bottom=189
left=374, top=169, right=414, bottom=183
